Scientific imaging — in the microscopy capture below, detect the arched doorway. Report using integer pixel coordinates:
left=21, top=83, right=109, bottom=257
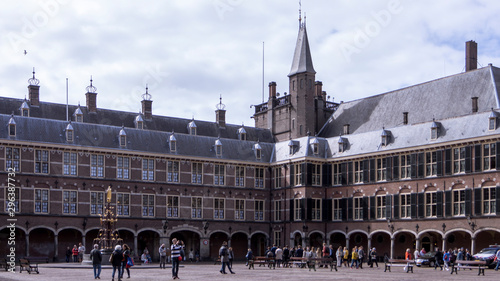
left=308, top=232, right=323, bottom=248
left=0, top=227, right=26, bottom=258
left=293, top=232, right=302, bottom=248
left=210, top=232, right=229, bottom=259
left=29, top=228, right=55, bottom=259
left=370, top=231, right=391, bottom=260
left=137, top=230, right=160, bottom=262
left=58, top=228, right=82, bottom=262
left=419, top=231, right=442, bottom=253
left=230, top=232, right=248, bottom=260
left=349, top=231, right=368, bottom=249
left=329, top=232, right=346, bottom=249
left=474, top=229, right=500, bottom=253
left=444, top=230, right=471, bottom=252
left=250, top=232, right=267, bottom=256
left=170, top=230, right=201, bottom=261
left=393, top=231, right=415, bottom=259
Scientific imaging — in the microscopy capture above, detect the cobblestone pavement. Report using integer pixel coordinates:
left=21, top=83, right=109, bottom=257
left=1, top=262, right=498, bottom=281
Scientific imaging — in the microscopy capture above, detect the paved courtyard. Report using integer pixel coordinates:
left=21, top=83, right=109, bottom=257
left=1, top=262, right=498, bottom=281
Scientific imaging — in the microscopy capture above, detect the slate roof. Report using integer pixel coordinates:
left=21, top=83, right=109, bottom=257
left=319, top=65, right=500, bottom=138
left=288, top=24, right=316, bottom=77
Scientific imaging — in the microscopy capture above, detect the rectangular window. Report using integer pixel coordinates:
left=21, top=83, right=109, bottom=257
left=425, top=192, right=437, bottom=217
left=274, top=200, right=282, bottom=221
left=90, top=154, right=104, bottom=178
left=426, top=151, right=438, bottom=177
left=235, top=166, right=245, bottom=187
left=376, top=195, right=386, bottom=219
left=63, top=190, right=77, bottom=214
left=255, top=167, right=264, bottom=188
left=116, top=193, right=130, bottom=216
left=312, top=198, right=322, bottom=221
left=483, top=143, right=496, bottom=171
left=400, top=193, right=411, bottom=218
left=452, top=189, right=465, bottom=216
left=34, top=150, right=49, bottom=174
left=483, top=187, right=496, bottom=215
left=312, top=164, right=321, bottom=186
left=167, top=196, right=179, bottom=218
left=214, top=198, right=225, bottom=220
left=116, top=156, right=130, bottom=179
left=191, top=197, right=202, bottom=219
left=354, top=161, right=363, bottom=183
left=235, top=199, right=245, bottom=220
left=191, top=162, right=203, bottom=184
left=34, top=189, right=49, bottom=213
left=142, top=159, right=155, bottom=181
left=5, top=187, right=20, bottom=213
left=294, top=164, right=302, bottom=186
left=274, top=231, right=282, bottom=248
left=90, top=192, right=104, bottom=215
left=63, top=152, right=77, bottom=175
left=273, top=167, right=282, bottom=188
left=294, top=199, right=302, bottom=221
left=214, top=164, right=225, bottom=185
left=167, top=161, right=179, bottom=182
left=142, top=194, right=155, bottom=217
left=376, top=158, right=387, bottom=181
left=5, top=147, right=20, bottom=172
left=453, top=147, right=466, bottom=174
left=332, top=163, right=341, bottom=185
left=254, top=200, right=264, bottom=221
left=332, top=198, right=341, bottom=221
left=354, top=197, right=363, bottom=220
left=400, top=154, right=411, bottom=179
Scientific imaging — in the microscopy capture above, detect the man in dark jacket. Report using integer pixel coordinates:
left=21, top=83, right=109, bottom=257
left=90, top=244, right=102, bottom=279
left=110, top=245, right=123, bottom=281
left=434, top=248, right=443, bottom=270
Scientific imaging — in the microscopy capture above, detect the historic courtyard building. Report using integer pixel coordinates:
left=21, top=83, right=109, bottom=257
left=1, top=18, right=500, bottom=262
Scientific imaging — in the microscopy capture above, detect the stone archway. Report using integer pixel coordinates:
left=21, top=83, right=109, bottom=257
left=58, top=228, right=82, bottom=262
left=444, top=230, right=471, bottom=252
left=29, top=228, right=55, bottom=259
left=293, top=232, right=302, bottom=248
left=393, top=231, right=416, bottom=259
left=308, top=232, right=323, bottom=248
left=230, top=232, right=248, bottom=260
left=171, top=230, right=201, bottom=261
left=474, top=229, right=500, bottom=253
left=329, top=232, right=346, bottom=249
left=209, top=232, right=229, bottom=259
left=137, top=230, right=160, bottom=262
left=0, top=227, right=26, bottom=259
left=250, top=232, right=267, bottom=256
left=370, top=231, right=391, bottom=260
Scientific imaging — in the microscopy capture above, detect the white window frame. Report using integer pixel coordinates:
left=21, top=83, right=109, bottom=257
left=376, top=195, right=386, bottom=219
left=376, top=158, right=387, bottom=181
left=34, top=149, right=49, bottom=174
left=214, top=164, right=225, bottom=186
left=63, top=152, right=77, bottom=176
left=332, top=198, right=341, bottom=221
left=235, top=199, right=245, bottom=220
left=425, top=191, right=437, bottom=217
left=117, top=156, right=130, bottom=179
left=453, top=147, right=466, bottom=174
left=426, top=151, right=438, bottom=177
left=214, top=198, right=225, bottom=220
left=235, top=166, right=245, bottom=187
left=167, top=195, right=179, bottom=218
left=452, top=189, right=466, bottom=217
left=483, top=186, right=496, bottom=215
left=90, top=154, right=104, bottom=178
left=191, top=197, right=203, bottom=219
left=142, top=158, right=155, bottom=181
left=34, top=188, right=49, bottom=213
left=63, top=190, right=77, bottom=214
left=483, top=143, right=496, bottom=171
left=274, top=200, right=282, bottom=221
left=254, top=200, right=264, bottom=221
left=400, top=193, right=411, bottom=218
left=5, top=147, right=20, bottom=172
left=142, top=194, right=155, bottom=217
left=353, top=197, right=363, bottom=221
left=90, top=192, right=104, bottom=215
left=354, top=160, right=363, bottom=183
left=167, top=160, right=179, bottom=183
left=116, top=193, right=130, bottom=216
left=400, top=154, right=411, bottom=179
left=312, top=164, right=321, bottom=186
left=255, top=167, right=264, bottom=188
left=311, top=198, right=322, bottom=221
left=191, top=162, right=203, bottom=184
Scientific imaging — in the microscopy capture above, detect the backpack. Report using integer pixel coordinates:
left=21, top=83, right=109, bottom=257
left=220, top=247, right=227, bottom=257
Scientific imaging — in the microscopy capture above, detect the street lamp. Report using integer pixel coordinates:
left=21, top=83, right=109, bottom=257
left=203, top=221, right=209, bottom=235
left=162, top=219, right=169, bottom=234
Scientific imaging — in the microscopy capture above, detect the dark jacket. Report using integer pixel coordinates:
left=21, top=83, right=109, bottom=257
left=111, top=249, right=123, bottom=267
left=90, top=249, right=102, bottom=265
left=122, top=249, right=131, bottom=265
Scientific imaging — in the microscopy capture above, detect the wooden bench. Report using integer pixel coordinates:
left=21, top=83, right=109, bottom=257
left=19, top=258, right=39, bottom=274
left=288, top=257, right=307, bottom=268
left=450, top=260, right=487, bottom=276
left=248, top=256, right=275, bottom=269
left=309, top=257, right=337, bottom=271
left=384, top=259, right=414, bottom=273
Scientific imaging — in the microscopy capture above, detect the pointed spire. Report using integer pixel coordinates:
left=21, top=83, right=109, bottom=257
left=288, top=7, right=315, bottom=77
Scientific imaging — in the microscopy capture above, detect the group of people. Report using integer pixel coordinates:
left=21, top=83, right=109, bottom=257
left=89, top=243, right=132, bottom=280
left=65, top=243, right=86, bottom=263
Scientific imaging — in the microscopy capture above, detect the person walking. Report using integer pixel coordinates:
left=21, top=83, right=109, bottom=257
left=228, top=247, right=235, bottom=268
left=350, top=246, right=359, bottom=269
left=336, top=246, right=343, bottom=268
left=171, top=238, right=183, bottom=279
left=245, top=248, right=253, bottom=266
left=219, top=241, right=234, bottom=274
left=90, top=244, right=102, bottom=280
left=159, top=244, right=167, bottom=269
left=110, top=245, right=123, bottom=281
left=494, top=248, right=500, bottom=271
left=358, top=246, right=365, bottom=269
left=443, top=249, right=451, bottom=271
left=343, top=246, right=349, bottom=267
left=370, top=247, right=378, bottom=268
left=78, top=242, right=86, bottom=263
left=434, top=248, right=443, bottom=270
left=283, top=245, right=290, bottom=267
left=120, top=244, right=131, bottom=279
left=72, top=245, right=79, bottom=262
left=275, top=246, right=283, bottom=268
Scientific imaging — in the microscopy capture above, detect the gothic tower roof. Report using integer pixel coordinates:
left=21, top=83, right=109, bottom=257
left=288, top=23, right=316, bottom=77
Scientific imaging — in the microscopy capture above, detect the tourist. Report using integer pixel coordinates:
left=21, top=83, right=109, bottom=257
left=358, top=246, right=365, bottom=269
left=369, top=247, right=378, bottom=268
left=66, top=246, right=72, bottom=263
left=121, top=244, right=131, bottom=279
left=405, top=248, right=412, bottom=260
left=434, top=248, right=443, bottom=270
left=219, top=241, right=234, bottom=274
left=72, top=245, right=79, bottom=262
left=343, top=246, right=349, bottom=267
left=189, top=248, right=194, bottom=262
left=494, top=248, right=500, bottom=271
left=336, top=246, right=343, bottom=268
left=350, top=246, right=358, bottom=269
left=443, top=249, right=451, bottom=271
left=90, top=244, right=102, bottom=280
left=159, top=244, right=167, bottom=269
left=228, top=247, right=234, bottom=268
left=110, top=245, right=123, bottom=281
left=171, top=238, right=183, bottom=279
left=275, top=246, right=283, bottom=267
left=78, top=242, right=86, bottom=262
left=245, top=248, right=253, bottom=266
left=283, top=245, right=290, bottom=267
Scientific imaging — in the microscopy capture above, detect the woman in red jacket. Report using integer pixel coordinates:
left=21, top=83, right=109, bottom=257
left=72, top=245, right=79, bottom=262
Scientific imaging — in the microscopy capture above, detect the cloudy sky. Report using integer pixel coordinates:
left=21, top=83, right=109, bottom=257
left=2, top=0, right=500, bottom=126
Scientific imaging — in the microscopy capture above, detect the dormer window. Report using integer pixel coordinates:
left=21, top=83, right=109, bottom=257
left=8, top=116, right=16, bottom=137
left=381, top=129, right=390, bottom=146
left=66, top=122, right=74, bottom=142
left=311, top=138, right=319, bottom=155
left=238, top=126, right=247, bottom=140
left=338, top=137, right=347, bottom=153
left=489, top=110, right=497, bottom=131
left=135, top=114, right=144, bottom=130
left=431, top=121, right=439, bottom=140
left=119, top=126, right=126, bottom=147
left=254, top=143, right=262, bottom=159
left=188, top=119, right=197, bottom=135
left=215, top=138, right=222, bottom=157
left=169, top=133, right=177, bottom=152
left=20, top=99, right=30, bottom=117
left=74, top=105, right=83, bottom=122
left=288, top=140, right=297, bottom=155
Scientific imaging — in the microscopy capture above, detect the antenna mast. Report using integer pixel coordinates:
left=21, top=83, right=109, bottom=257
left=262, top=41, right=265, bottom=103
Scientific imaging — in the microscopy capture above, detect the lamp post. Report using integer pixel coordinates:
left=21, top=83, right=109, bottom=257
left=162, top=219, right=169, bottom=234
left=203, top=221, right=209, bottom=235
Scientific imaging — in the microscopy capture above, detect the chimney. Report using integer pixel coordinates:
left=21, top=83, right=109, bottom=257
left=85, top=77, right=98, bottom=113
left=269, top=81, right=277, bottom=99
left=472, top=97, right=478, bottom=113
left=28, top=68, right=40, bottom=107
left=215, top=96, right=226, bottom=127
left=343, top=124, right=350, bottom=135
left=315, top=81, right=323, bottom=97
left=466, top=40, right=477, bottom=72
left=403, top=112, right=408, bottom=125
left=141, top=86, right=152, bottom=120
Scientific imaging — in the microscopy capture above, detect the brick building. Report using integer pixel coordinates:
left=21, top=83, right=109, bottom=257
left=1, top=18, right=500, bottom=262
